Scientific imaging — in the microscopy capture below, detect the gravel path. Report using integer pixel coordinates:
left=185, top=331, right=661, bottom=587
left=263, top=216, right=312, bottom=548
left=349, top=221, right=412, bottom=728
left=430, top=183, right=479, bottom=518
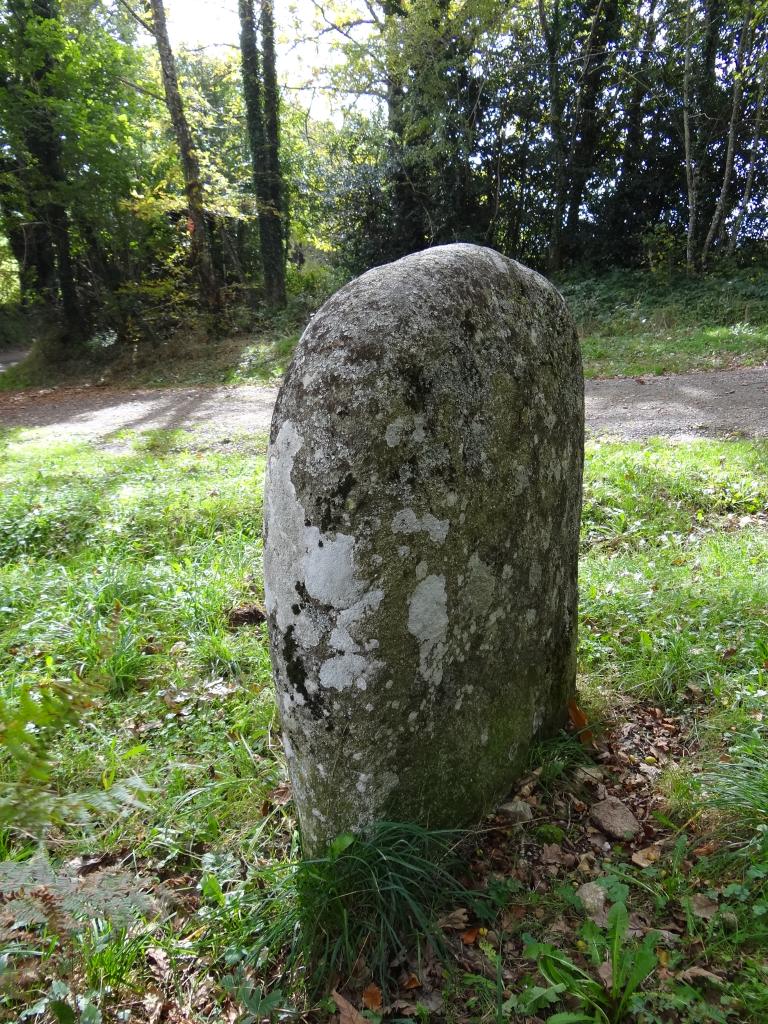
left=585, top=364, right=768, bottom=440
left=0, top=348, right=27, bottom=375
left=0, top=365, right=766, bottom=443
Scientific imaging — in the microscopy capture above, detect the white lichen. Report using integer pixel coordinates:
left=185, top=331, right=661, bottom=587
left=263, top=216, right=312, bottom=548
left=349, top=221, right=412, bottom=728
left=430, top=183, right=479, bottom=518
left=319, top=652, right=381, bottom=691
left=392, top=508, right=449, bottom=544
left=408, top=574, right=449, bottom=686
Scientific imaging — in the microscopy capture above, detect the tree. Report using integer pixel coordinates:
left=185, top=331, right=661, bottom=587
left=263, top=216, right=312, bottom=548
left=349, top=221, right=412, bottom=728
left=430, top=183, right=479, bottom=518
left=144, top=0, right=221, bottom=308
left=238, top=0, right=287, bottom=308
left=0, top=0, right=80, bottom=333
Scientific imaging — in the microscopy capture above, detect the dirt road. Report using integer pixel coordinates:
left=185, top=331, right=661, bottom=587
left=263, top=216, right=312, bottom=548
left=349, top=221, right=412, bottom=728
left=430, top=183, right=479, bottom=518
left=0, top=365, right=766, bottom=443
left=0, top=348, right=27, bottom=375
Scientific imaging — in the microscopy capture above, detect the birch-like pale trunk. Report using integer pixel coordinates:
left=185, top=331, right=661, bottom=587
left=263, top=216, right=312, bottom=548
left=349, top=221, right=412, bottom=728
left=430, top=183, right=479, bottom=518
left=727, top=63, right=766, bottom=255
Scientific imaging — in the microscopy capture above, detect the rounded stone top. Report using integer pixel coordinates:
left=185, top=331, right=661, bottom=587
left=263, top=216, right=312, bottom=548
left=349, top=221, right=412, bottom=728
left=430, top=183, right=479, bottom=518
left=264, top=244, right=584, bottom=853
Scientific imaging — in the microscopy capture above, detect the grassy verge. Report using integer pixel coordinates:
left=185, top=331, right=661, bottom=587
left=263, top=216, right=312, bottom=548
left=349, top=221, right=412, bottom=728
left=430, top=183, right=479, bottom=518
left=2, top=266, right=767, bottom=392
left=560, top=267, right=768, bottom=378
left=1, top=430, right=767, bottom=1021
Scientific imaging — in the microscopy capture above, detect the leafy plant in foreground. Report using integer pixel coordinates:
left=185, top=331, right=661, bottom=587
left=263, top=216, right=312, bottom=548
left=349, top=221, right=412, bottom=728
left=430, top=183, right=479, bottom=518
left=525, top=900, right=658, bottom=1023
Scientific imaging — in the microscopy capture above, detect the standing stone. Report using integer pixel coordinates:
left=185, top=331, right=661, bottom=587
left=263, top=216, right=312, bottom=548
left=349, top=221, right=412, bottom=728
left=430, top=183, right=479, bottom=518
left=263, top=243, right=583, bottom=855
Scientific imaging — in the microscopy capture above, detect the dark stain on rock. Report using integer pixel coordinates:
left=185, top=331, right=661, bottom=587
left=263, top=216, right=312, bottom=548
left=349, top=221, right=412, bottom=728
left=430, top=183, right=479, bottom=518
left=283, top=624, right=322, bottom=718
left=317, top=470, right=357, bottom=532
left=400, top=362, right=433, bottom=411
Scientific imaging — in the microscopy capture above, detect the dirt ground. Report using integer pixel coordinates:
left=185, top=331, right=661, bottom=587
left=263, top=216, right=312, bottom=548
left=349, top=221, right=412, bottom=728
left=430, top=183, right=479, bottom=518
left=0, top=365, right=766, bottom=443
left=0, top=348, right=27, bottom=376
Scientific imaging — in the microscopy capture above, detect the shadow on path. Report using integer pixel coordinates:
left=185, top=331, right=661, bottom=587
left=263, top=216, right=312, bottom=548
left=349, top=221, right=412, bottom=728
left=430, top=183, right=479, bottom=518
left=1, top=365, right=766, bottom=443
left=585, top=365, right=768, bottom=440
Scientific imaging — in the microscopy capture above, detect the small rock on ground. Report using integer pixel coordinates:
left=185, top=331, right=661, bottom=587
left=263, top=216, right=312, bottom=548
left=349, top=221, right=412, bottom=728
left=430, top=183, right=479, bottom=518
left=576, top=881, right=609, bottom=926
left=497, top=799, right=534, bottom=824
left=590, top=796, right=641, bottom=840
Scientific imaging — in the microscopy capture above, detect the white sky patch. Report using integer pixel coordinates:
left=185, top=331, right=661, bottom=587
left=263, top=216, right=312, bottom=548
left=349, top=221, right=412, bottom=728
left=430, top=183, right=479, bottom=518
left=163, top=0, right=374, bottom=123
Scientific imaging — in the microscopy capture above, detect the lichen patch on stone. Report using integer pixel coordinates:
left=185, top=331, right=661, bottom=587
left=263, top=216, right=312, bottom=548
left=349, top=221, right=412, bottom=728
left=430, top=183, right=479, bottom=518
left=408, top=574, right=449, bottom=685
left=392, top=508, right=450, bottom=544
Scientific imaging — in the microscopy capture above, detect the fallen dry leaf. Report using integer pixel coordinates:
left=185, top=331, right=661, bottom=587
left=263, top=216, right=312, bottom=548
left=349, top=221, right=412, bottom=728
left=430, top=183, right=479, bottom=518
left=362, top=983, right=382, bottom=1011
left=568, top=699, right=594, bottom=745
left=678, top=966, right=725, bottom=985
left=402, top=972, right=422, bottom=990
left=692, top=842, right=718, bottom=858
left=142, top=991, right=166, bottom=1024
left=332, top=990, right=366, bottom=1024
left=632, top=844, right=662, bottom=868
left=542, top=843, right=565, bottom=865
left=460, top=927, right=479, bottom=945
left=437, top=907, right=469, bottom=930
left=390, top=1001, right=418, bottom=1017
left=597, top=960, right=613, bottom=989
left=691, top=894, right=719, bottom=921
left=146, top=946, right=171, bottom=982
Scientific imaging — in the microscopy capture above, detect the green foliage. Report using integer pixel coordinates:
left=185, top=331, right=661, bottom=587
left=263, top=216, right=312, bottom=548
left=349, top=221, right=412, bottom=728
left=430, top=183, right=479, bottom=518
left=0, top=430, right=277, bottom=851
left=579, top=440, right=768, bottom=702
left=206, top=821, right=489, bottom=996
left=528, top=900, right=658, bottom=1023
left=2, top=427, right=768, bottom=1020
left=561, top=268, right=768, bottom=377
left=697, top=738, right=768, bottom=848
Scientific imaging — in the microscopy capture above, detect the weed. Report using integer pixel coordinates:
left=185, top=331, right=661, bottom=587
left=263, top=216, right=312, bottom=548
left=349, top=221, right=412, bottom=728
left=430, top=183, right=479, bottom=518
left=3, top=428, right=768, bottom=1021
left=526, top=900, right=658, bottom=1023
left=560, top=267, right=768, bottom=378
left=204, top=822, right=490, bottom=998
left=696, top=737, right=768, bottom=848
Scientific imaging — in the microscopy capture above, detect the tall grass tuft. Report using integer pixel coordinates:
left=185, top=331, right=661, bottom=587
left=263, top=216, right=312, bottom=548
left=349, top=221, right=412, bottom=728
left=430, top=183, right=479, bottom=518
left=239, top=821, right=488, bottom=997
left=697, top=740, right=768, bottom=849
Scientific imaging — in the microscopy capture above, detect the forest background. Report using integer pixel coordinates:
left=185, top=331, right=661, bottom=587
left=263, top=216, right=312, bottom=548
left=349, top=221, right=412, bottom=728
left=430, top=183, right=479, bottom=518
left=1, top=0, right=767, bottom=376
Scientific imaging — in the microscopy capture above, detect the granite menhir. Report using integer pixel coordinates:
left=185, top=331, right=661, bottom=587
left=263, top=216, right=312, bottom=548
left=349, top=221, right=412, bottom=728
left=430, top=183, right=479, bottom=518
left=263, top=243, right=584, bottom=855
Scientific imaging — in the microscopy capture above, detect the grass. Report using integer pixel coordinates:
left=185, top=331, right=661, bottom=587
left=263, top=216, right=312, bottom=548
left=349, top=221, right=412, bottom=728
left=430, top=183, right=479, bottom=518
left=218, top=822, right=491, bottom=998
left=560, top=267, right=768, bottom=378
left=2, top=265, right=767, bottom=392
left=0, top=260, right=345, bottom=392
left=1, top=427, right=768, bottom=1020
left=0, top=429, right=279, bottom=854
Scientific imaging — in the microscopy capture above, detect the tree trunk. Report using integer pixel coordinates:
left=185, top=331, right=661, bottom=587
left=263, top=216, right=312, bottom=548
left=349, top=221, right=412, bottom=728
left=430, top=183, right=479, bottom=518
left=538, top=0, right=567, bottom=271
left=238, top=0, right=287, bottom=308
left=146, top=0, right=220, bottom=309
left=727, top=64, right=765, bottom=255
left=563, top=0, right=621, bottom=246
left=701, top=0, right=753, bottom=266
left=260, top=0, right=287, bottom=307
left=607, top=0, right=657, bottom=248
left=0, top=154, right=55, bottom=305
left=683, top=0, right=698, bottom=271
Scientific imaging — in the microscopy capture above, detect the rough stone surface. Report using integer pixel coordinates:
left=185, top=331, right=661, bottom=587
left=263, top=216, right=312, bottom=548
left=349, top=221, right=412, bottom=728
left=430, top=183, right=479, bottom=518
left=590, top=797, right=641, bottom=840
left=576, top=881, right=609, bottom=926
left=263, top=243, right=584, bottom=854
left=497, top=799, right=534, bottom=824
